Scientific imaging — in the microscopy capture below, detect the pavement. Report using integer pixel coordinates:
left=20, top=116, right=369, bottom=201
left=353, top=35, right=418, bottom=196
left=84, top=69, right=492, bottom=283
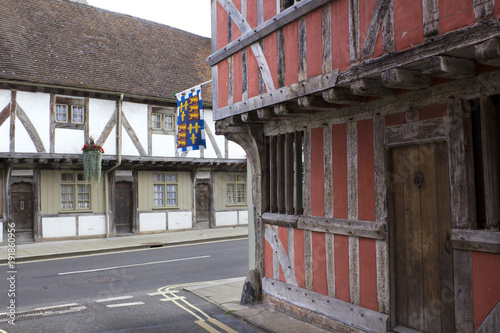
left=0, top=226, right=329, bottom=333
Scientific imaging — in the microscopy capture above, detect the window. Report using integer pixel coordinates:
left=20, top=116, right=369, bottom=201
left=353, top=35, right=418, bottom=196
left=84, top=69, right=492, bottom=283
left=151, top=107, right=176, bottom=134
left=61, top=172, right=91, bottom=211
left=153, top=173, right=177, bottom=207
left=227, top=174, right=246, bottom=204
left=54, top=96, right=85, bottom=128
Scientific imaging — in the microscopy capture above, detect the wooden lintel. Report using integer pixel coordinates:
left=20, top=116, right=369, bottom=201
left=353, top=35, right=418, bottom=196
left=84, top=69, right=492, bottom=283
left=351, top=78, right=396, bottom=96
left=475, top=37, right=500, bottom=66
left=323, top=87, right=366, bottom=105
left=297, top=95, right=337, bottom=110
left=381, top=67, right=432, bottom=90
left=423, top=55, right=476, bottom=78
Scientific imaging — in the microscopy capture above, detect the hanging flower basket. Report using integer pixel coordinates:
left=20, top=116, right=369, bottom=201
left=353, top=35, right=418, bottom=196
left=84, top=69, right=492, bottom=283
left=82, top=137, right=104, bottom=184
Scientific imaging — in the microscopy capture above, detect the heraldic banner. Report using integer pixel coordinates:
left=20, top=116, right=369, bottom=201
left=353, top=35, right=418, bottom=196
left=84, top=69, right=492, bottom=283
left=176, top=85, right=206, bottom=152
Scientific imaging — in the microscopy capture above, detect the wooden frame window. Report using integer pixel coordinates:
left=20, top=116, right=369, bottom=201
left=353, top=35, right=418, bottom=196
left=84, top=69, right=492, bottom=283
left=60, top=172, right=91, bottom=211
left=54, top=96, right=86, bottom=129
left=267, top=131, right=304, bottom=215
left=226, top=174, right=246, bottom=205
left=151, top=107, right=176, bottom=134
left=153, top=173, right=177, bottom=207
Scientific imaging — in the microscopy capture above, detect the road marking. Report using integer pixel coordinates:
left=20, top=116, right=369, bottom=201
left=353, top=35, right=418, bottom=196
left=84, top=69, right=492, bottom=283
left=159, top=296, right=186, bottom=301
left=157, top=283, right=238, bottom=333
left=35, top=303, right=79, bottom=310
left=148, top=290, right=179, bottom=296
left=57, top=255, right=210, bottom=275
left=106, top=302, right=145, bottom=308
left=95, top=296, right=133, bottom=303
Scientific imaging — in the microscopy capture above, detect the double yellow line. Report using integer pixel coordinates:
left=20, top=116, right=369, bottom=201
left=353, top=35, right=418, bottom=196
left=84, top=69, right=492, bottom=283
left=157, top=283, right=237, bottom=333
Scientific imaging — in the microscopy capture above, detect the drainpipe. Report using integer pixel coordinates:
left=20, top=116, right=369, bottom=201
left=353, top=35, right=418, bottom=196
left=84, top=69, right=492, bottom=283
left=104, top=94, right=123, bottom=238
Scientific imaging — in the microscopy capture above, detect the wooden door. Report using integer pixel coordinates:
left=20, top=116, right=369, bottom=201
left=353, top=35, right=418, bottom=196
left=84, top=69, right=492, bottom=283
left=391, top=142, right=455, bottom=332
left=195, top=183, right=210, bottom=223
left=115, top=182, right=133, bottom=234
left=11, top=183, right=33, bottom=243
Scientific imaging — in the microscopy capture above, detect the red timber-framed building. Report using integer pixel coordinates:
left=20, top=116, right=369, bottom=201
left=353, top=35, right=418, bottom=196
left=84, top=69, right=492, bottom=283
left=209, top=0, right=500, bottom=332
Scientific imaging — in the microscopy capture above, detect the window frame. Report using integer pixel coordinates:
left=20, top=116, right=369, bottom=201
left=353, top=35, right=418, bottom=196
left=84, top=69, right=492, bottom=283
left=54, top=96, right=86, bottom=129
left=60, top=172, right=91, bottom=212
left=226, top=173, right=247, bottom=206
left=151, top=107, right=176, bottom=134
left=152, top=172, right=178, bottom=208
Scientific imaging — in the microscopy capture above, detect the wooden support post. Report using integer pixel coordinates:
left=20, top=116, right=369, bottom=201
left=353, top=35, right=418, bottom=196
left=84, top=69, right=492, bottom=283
left=294, top=131, right=304, bottom=215
left=277, top=134, right=286, bottom=214
left=269, top=136, right=277, bottom=213
left=285, top=133, right=294, bottom=215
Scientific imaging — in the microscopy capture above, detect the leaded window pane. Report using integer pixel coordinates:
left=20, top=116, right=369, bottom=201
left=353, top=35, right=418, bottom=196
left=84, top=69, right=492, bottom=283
left=152, top=113, right=162, bottom=129
left=72, top=105, right=84, bottom=123
left=56, top=104, right=68, bottom=122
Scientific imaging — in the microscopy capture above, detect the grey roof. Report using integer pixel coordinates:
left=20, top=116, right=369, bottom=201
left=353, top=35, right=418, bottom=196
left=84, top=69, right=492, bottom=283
left=0, top=0, right=212, bottom=102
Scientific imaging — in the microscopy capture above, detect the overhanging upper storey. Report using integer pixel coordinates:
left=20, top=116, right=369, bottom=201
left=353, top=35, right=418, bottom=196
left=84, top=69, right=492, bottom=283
left=209, top=0, right=500, bottom=123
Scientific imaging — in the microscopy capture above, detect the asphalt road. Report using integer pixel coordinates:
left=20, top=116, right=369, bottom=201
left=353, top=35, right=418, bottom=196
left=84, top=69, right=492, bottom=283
left=0, top=238, right=255, bottom=333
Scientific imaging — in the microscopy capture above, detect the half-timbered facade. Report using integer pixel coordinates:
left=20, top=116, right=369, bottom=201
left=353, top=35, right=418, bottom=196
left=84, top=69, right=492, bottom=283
left=210, top=0, right=500, bottom=332
left=0, top=0, right=248, bottom=243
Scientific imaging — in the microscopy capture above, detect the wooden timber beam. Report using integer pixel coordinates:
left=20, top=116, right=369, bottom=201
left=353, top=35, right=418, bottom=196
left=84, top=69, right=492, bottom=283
left=274, top=103, right=313, bottom=117
left=323, top=87, right=366, bottom=105
left=351, top=78, right=396, bottom=96
left=381, top=68, right=432, bottom=90
left=475, top=37, right=500, bottom=66
left=241, top=111, right=270, bottom=123
left=423, top=55, right=476, bottom=78
left=297, top=96, right=337, bottom=110
left=257, top=107, right=274, bottom=121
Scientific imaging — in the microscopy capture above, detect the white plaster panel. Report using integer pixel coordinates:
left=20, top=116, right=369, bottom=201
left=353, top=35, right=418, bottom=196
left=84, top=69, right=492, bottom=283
left=15, top=118, right=36, bottom=153
left=228, top=140, right=246, bottom=159
left=139, top=212, right=166, bottom=232
left=184, top=149, right=200, bottom=158
left=121, top=128, right=140, bottom=156
left=55, top=128, right=84, bottom=153
left=168, top=211, right=192, bottom=230
left=89, top=98, right=116, bottom=142
left=78, top=215, right=106, bottom=236
left=122, top=102, right=147, bottom=153
left=152, top=134, right=176, bottom=157
left=196, top=171, right=211, bottom=179
left=0, top=222, right=3, bottom=242
left=215, top=211, right=238, bottom=226
left=0, top=89, right=10, bottom=111
left=102, top=127, right=116, bottom=155
left=42, top=217, right=77, bottom=238
left=0, top=120, right=9, bottom=152
left=238, top=210, right=249, bottom=225
left=17, top=91, right=50, bottom=152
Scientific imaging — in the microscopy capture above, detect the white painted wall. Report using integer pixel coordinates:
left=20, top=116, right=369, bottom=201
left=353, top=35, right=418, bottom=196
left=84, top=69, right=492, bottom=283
left=238, top=210, right=249, bottom=225
left=15, top=118, right=37, bottom=153
left=168, top=211, right=192, bottom=230
left=152, top=134, right=176, bottom=157
left=215, top=211, right=238, bottom=226
left=228, top=140, right=246, bottom=159
left=79, top=215, right=106, bottom=236
left=55, top=128, right=85, bottom=154
left=17, top=91, right=51, bottom=151
left=89, top=98, right=116, bottom=141
left=42, top=217, right=77, bottom=238
left=0, top=90, right=10, bottom=111
left=122, top=102, right=147, bottom=156
left=139, top=212, right=167, bottom=232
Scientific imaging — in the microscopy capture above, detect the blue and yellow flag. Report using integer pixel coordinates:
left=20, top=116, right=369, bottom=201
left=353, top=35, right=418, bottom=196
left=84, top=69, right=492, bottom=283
left=176, top=86, right=206, bottom=152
